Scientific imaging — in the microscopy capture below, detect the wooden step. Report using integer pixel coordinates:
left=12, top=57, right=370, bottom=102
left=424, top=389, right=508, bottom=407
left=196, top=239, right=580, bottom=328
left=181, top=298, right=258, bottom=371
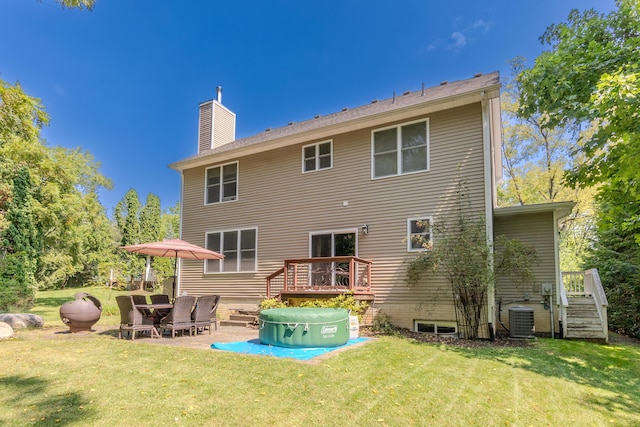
left=566, top=295, right=606, bottom=340
left=219, top=319, right=253, bottom=327
left=230, top=314, right=257, bottom=322
left=565, top=329, right=607, bottom=339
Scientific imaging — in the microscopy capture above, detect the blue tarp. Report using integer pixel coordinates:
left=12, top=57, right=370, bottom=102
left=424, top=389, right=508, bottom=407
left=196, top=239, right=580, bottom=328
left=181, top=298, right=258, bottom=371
left=211, top=337, right=369, bottom=360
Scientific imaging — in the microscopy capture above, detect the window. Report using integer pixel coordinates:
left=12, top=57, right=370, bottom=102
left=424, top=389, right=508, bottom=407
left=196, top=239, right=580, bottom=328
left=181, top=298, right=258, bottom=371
left=205, top=162, right=238, bottom=204
left=303, top=141, right=332, bottom=172
left=372, top=119, right=428, bottom=178
left=414, top=320, right=457, bottom=336
left=408, top=217, right=432, bottom=252
left=205, top=228, right=256, bottom=272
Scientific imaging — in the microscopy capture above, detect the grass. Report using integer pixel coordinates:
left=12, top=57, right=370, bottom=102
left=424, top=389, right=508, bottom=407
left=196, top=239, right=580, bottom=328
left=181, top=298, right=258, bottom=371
left=1, top=287, right=639, bottom=426
left=33, top=286, right=162, bottom=326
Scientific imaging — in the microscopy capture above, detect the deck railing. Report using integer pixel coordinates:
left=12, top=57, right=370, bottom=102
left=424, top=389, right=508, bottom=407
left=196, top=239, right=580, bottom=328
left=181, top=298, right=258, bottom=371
left=265, top=257, right=372, bottom=298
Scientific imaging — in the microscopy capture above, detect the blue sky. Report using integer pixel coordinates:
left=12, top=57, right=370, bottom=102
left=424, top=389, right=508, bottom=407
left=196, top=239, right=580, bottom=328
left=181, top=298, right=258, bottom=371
left=2, top=0, right=616, bottom=213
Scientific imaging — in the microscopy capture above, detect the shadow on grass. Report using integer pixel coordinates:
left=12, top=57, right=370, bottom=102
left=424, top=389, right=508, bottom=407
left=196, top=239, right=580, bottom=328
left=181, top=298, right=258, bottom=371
left=432, top=339, right=640, bottom=423
left=0, top=375, right=94, bottom=426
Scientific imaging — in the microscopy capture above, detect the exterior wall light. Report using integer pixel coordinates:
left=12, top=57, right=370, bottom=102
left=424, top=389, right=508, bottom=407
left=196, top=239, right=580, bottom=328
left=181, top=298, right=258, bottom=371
left=362, top=224, right=369, bottom=235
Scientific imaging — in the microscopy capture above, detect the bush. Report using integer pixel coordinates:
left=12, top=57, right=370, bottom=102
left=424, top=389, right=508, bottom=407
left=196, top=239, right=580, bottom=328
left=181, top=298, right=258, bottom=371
left=371, top=310, right=399, bottom=335
left=297, top=292, right=368, bottom=319
left=258, top=292, right=369, bottom=320
left=259, top=298, right=288, bottom=310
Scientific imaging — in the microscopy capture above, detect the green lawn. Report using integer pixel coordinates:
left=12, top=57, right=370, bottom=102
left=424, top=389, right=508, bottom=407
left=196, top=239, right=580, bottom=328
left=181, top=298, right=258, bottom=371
left=1, top=288, right=639, bottom=426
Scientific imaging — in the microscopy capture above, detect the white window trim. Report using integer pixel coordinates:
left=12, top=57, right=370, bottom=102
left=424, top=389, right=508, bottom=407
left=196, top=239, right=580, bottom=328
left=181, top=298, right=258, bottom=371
left=204, top=161, right=239, bottom=205
left=204, top=227, right=258, bottom=274
left=308, top=228, right=359, bottom=257
left=414, top=320, right=457, bottom=336
left=407, top=216, right=432, bottom=252
left=302, top=140, right=333, bottom=173
left=371, top=118, right=430, bottom=180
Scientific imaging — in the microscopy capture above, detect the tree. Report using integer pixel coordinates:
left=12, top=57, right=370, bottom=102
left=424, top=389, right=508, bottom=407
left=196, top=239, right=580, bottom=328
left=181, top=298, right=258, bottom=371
left=518, top=0, right=640, bottom=239
left=140, top=193, right=162, bottom=244
left=0, top=168, right=41, bottom=309
left=518, top=0, right=640, bottom=336
left=500, top=58, right=598, bottom=270
left=116, top=189, right=141, bottom=246
left=56, top=0, right=95, bottom=10
left=585, top=200, right=640, bottom=338
left=407, top=179, right=538, bottom=340
left=1, top=78, right=114, bottom=291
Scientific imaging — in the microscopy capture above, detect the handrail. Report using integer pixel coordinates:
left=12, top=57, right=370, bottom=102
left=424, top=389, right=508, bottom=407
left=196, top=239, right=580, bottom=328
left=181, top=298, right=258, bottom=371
left=265, top=267, right=285, bottom=298
left=587, top=268, right=609, bottom=342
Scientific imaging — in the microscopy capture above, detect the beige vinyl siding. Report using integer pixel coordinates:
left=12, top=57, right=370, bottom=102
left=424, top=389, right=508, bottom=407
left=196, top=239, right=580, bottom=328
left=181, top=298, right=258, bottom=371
left=213, top=103, right=235, bottom=148
left=180, top=103, right=487, bottom=327
left=198, top=102, right=213, bottom=153
left=493, top=212, right=558, bottom=335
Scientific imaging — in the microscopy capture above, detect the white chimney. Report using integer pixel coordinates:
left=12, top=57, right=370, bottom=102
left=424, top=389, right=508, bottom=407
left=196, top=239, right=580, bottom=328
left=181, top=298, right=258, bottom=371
left=216, top=86, right=222, bottom=104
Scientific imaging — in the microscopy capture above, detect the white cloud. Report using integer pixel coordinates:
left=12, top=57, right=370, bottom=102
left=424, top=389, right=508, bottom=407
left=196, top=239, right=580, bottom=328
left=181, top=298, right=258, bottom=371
left=471, top=19, right=492, bottom=34
left=448, top=32, right=467, bottom=50
left=426, top=18, right=493, bottom=53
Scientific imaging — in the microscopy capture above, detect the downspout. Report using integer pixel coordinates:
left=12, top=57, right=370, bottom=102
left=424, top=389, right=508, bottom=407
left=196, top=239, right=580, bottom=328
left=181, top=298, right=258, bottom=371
left=482, top=95, right=496, bottom=340
left=175, top=170, right=185, bottom=298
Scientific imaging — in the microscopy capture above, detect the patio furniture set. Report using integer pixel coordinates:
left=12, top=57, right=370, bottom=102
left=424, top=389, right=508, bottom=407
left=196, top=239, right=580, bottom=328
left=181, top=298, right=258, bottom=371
left=116, top=294, right=220, bottom=340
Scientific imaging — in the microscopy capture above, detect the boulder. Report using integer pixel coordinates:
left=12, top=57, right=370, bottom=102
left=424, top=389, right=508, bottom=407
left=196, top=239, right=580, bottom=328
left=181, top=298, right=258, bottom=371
left=0, top=321, right=14, bottom=339
left=0, top=313, right=44, bottom=329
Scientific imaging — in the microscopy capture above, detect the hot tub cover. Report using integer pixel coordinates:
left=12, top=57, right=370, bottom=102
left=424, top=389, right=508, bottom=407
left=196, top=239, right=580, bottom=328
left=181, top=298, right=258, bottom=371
left=259, top=308, right=350, bottom=348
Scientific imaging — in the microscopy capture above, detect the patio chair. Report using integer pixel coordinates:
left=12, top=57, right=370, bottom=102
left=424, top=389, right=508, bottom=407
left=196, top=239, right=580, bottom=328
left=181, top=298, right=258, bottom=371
left=158, top=295, right=196, bottom=338
left=131, top=294, right=153, bottom=320
left=116, top=295, right=157, bottom=340
left=150, top=294, right=171, bottom=321
left=191, top=295, right=220, bottom=335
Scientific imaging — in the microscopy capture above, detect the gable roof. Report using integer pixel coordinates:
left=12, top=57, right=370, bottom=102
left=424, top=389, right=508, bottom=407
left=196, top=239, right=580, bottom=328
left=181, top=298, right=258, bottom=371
left=170, top=72, right=500, bottom=171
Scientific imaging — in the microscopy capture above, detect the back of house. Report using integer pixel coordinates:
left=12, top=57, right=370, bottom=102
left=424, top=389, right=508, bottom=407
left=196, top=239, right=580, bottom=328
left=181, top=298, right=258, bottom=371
left=170, top=73, right=503, bottom=335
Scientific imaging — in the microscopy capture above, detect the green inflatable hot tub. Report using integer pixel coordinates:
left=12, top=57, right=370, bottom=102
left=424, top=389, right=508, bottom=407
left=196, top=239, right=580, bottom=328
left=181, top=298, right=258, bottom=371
left=259, top=308, right=350, bottom=348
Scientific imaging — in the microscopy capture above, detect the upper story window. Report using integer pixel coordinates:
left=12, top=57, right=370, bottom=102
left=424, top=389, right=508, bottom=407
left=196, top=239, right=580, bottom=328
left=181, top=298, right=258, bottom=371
left=372, top=119, right=429, bottom=179
left=408, top=217, right=432, bottom=252
left=205, top=228, right=257, bottom=273
left=303, top=140, right=332, bottom=173
left=205, top=162, right=238, bottom=204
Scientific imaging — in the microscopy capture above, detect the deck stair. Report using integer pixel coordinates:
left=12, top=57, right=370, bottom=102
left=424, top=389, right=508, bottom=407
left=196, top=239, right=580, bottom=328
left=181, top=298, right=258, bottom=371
left=219, top=310, right=259, bottom=328
left=565, top=297, right=607, bottom=341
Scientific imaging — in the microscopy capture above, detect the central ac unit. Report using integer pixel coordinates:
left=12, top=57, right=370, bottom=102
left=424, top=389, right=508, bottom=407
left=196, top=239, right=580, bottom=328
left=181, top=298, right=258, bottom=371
left=509, top=307, right=535, bottom=338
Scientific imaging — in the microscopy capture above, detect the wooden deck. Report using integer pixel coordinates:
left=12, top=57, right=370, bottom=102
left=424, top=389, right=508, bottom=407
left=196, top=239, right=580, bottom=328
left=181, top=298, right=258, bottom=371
left=266, top=256, right=374, bottom=301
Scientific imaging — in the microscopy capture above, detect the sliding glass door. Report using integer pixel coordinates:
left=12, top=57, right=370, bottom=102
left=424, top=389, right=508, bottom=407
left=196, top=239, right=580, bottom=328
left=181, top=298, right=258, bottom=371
left=310, top=231, right=355, bottom=286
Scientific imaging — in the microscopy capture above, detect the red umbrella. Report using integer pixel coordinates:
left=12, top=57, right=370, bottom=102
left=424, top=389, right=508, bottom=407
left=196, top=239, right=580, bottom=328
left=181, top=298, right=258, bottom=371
left=119, top=239, right=224, bottom=298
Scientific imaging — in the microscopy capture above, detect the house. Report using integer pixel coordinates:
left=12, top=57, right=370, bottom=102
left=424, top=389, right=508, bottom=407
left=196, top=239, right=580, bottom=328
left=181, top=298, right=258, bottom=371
left=169, top=73, right=608, bottom=341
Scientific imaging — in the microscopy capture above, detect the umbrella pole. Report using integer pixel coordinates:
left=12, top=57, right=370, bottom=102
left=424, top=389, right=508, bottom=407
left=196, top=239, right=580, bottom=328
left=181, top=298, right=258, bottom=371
left=172, top=254, right=178, bottom=301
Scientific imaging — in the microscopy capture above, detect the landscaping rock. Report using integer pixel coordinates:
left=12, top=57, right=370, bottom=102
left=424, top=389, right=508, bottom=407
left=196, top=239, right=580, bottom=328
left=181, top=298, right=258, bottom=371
left=0, top=313, right=44, bottom=329
left=0, top=321, right=14, bottom=339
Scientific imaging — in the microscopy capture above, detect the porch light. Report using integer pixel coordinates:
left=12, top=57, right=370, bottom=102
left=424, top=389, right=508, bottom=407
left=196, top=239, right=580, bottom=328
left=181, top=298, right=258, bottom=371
left=362, top=224, right=369, bottom=235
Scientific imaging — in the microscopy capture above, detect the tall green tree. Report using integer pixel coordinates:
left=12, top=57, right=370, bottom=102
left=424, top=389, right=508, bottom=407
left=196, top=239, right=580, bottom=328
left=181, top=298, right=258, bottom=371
left=518, top=0, right=640, bottom=336
left=1, top=78, right=114, bottom=291
left=139, top=193, right=161, bottom=244
left=500, top=58, right=598, bottom=270
left=116, top=189, right=141, bottom=247
left=0, top=168, right=41, bottom=309
left=518, top=0, right=640, bottom=237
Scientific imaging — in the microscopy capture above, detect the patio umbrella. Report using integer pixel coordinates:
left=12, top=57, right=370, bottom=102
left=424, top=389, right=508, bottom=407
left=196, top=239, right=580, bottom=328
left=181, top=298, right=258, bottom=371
left=119, top=239, right=224, bottom=299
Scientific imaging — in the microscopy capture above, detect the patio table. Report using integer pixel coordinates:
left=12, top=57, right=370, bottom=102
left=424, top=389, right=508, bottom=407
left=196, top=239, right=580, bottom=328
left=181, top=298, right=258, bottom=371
left=134, top=303, right=174, bottom=337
